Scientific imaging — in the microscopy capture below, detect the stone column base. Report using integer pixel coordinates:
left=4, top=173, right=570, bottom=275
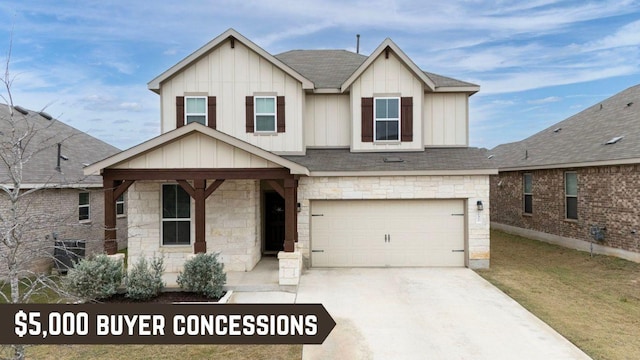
left=277, top=251, right=302, bottom=285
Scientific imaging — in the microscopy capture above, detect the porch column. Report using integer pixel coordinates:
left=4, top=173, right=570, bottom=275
left=284, top=179, right=297, bottom=252
left=194, top=179, right=207, bottom=254
left=103, top=178, right=118, bottom=255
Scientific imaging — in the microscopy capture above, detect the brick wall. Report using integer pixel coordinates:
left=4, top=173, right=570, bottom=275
left=0, top=188, right=127, bottom=276
left=491, top=165, right=640, bottom=254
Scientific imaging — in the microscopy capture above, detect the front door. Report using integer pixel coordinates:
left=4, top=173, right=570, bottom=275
left=264, top=191, right=285, bottom=253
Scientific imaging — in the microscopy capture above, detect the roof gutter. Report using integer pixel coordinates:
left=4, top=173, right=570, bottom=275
left=497, top=157, right=640, bottom=172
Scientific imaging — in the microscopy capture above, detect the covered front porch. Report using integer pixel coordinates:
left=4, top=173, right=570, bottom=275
left=84, top=124, right=309, bottom=285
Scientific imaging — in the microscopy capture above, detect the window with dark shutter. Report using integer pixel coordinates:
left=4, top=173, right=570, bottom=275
left=176, top=96, right=185, bottom=128
left=277, top=96, right=285, bottom=133
left=207, top=96, right=216, bottom=129
left=246, top=96, right=254, bottom=133
left=401, top=97, right=413, bottom=142
left=361, top=97, right=374, bottom=142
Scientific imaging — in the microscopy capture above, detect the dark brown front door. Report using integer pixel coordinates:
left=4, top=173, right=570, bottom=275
left=264, top=191, right=285, bottom=252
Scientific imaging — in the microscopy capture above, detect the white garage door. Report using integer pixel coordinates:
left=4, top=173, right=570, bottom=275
left=311, top=199, right=465, bottom=267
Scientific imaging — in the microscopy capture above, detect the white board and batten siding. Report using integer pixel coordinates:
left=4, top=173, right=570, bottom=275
left=112, top=133, right=282, bottom=169
left=304, top=94, right=351, bottom=147
left=424, top=93, right=468, bottom=146
left=159, top=39, right=305, bottom=154
left=311, top=199, right=466, bottom=267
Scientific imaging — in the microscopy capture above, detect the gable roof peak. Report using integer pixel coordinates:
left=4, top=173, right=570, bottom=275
left=147, top=29, right=314, bottom=93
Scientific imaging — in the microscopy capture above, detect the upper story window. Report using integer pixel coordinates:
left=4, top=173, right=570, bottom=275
left=185, top=96, right=207, bottom=125
left=79, top=192, right=90, bottom=222
left=523, top=173, right=532, bottom=214
left=565, top=172, right=578, bottom=220
left=361, top=97, right=412, bottom=143
left=255, top=96, right=277, bottom=132
left=245, top=96, right=285, bottom=133
left=176, top=96, right=216, bottom=129
left=374, top=97, right=400, bottom=141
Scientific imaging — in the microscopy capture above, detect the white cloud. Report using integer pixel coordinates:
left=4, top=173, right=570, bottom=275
left=527, top=96, right=562, bottom=104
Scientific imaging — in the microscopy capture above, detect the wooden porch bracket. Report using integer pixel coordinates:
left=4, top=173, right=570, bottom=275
left=177, top=179, right=226, bottom=254
left=267, top=179, right=285, bottom=199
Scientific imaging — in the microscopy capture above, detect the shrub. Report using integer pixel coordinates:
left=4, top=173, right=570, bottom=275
left=176, top=253, right=226, bottom=298
left=63, top=254, right=123, bottom=301
left=125, top=256, right=165, bottom=301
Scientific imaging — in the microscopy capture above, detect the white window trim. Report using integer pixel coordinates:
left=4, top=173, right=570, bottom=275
left=116, top=194, right=125, bottom=217
left=254, top=96, right=277, bottom=133
left=373, top=97, right=401, bottom=142
left=79, top=192, right=90, bottom=223
left=564, top=172, right=578, bottom=220
left=160, top=184, right=192, bottom=246
left=523, top=173, right=533, bottom=214
left=184, top=96, right=207, bottom=126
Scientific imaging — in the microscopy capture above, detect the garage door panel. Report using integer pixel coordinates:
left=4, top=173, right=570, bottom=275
left=311, top=199, right=466, bottom=267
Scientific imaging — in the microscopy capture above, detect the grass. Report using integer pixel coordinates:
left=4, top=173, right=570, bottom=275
left=17, top=344, right=302, bottom=360
left=476, top=230, right=640, bottom=360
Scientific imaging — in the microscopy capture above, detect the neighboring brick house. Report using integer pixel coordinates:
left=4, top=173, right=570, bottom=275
left=0, top=104, right=127, bottom=276
left=489, top=84, right=640, bottom=262
left=85, top=29, right=496, bottom=286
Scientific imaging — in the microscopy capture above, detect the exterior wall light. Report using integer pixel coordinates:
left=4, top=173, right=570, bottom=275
left=477, top=200, right=484, bottom=211
left=297, top=202, right=301, bottom=213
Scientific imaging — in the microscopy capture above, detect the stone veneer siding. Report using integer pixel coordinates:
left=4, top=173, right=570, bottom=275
left=1, top=188, right=127, bottom=277
left=491, top=165, right=640, bottom=255
left=296, top=175, right=491, bottom=269
left=126, top=180, right=261, bottom=275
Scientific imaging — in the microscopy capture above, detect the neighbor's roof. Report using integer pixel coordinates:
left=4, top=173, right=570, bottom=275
left=0, top=104, right=120, bottom=187
left=490, top=84, right=640, bottom=171
left=284, top=148, right=496, bottom=176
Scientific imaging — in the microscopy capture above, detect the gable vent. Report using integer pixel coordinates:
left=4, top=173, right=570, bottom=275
left=13, top=106, right=29, bottom=115
left=605, top=136, right=623, bottom=145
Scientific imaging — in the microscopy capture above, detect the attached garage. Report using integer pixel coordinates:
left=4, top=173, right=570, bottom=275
left=310, top=199, right=466, bottom=267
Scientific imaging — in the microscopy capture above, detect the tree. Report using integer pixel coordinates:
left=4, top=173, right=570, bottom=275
left=0, top=37, right=98, bottom=360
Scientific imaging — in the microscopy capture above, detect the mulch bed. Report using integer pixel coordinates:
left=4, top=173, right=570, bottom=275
left=100, top=291, right=224, bottom=303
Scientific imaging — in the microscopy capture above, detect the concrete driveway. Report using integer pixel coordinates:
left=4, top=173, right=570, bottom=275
left=297, top=268, right=591, bottom=360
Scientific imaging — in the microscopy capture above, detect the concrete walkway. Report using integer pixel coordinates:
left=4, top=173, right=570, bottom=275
left=297, top=268, right=591, bottom=360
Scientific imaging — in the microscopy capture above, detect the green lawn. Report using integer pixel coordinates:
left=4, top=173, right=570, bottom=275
left=477, top=230, right=640, bottom=360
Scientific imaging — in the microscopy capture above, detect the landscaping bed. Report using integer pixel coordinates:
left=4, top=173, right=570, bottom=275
left=477, top=229, right=640, bottom=360
left=101, top=291, right=224, bottom=303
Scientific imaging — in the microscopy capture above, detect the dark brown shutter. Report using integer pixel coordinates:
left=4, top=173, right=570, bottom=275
left=176, top=96, right=185, bottom=128
left=245, top=96, right=254, bottom=133
left=277, top=96, right=285, bottom=133
left=401, top=97, right=413, bottom=142
left=361, top=97, right=374, bottom=142
left=207, top=96, right=216, bottom=129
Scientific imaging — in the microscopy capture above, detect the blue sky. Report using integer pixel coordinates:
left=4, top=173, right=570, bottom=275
left=0, top=0, right=639, bottom=150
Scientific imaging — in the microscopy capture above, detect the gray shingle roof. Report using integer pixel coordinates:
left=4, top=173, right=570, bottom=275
left=283, top=148, right=494, bottom=172
left=275, top=50, right=476, bottom=90
left=0, top=104, right=120, bottom=186
left=275, top=50, right=366, bottom=89
left=490, top=84, right=640, bottom=170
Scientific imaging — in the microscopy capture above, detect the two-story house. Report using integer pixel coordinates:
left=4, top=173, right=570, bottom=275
left=85, top=29, right=496, bottom=285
